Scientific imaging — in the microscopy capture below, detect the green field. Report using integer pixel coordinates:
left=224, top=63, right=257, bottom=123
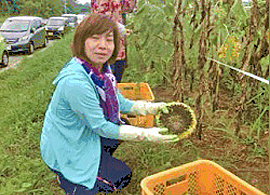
left=0, top=31, right=268, bottom=195
left=0, top=0, right=269, bottom=194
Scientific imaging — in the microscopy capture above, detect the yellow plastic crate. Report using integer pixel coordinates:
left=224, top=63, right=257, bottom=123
left=117, top=83, right=155, bottom=128
left=140, top=160, right=266, bottom=195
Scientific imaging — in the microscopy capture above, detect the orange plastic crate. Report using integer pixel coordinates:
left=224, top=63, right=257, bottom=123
left=140, top=160, right=266, bottom=195
left=117, top=83, right=155, bottom=128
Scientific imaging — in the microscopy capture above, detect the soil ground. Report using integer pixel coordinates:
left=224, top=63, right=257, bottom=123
left=152, top=85, right=269, bottom=194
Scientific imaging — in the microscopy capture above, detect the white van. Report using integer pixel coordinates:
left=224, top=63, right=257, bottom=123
left=61, top=14, right=78, bottom=27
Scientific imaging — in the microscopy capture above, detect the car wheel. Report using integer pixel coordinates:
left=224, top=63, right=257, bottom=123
left=27, top=43, right=34, bottom=55
left=43, top=37, right=48, bottom=48
left=1, top=51, right=9, bottom=67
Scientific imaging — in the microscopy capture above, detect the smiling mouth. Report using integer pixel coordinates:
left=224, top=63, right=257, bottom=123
left=96, top=53, right=107, bottom=56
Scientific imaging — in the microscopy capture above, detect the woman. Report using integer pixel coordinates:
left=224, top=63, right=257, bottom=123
left=40, top=14, right=179, bottom=195
left=91, top=0, right=136, bottom=82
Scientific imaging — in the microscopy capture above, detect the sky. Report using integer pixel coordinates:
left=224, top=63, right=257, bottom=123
left=77, top=0, right=91, bottom=4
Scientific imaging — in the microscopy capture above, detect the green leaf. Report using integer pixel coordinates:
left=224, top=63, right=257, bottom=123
left=22, top=182, right=32, bottom=188
left=14, top=188, right=27, bottom=192
left=164, top=2, right=175, bottom=15
left=229, top=0, right=247, bottom=25
left=135, top=3, right=147, bottom=16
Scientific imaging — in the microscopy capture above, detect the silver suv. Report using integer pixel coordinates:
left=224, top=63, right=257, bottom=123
left=0, top=16, right=48, bottom=54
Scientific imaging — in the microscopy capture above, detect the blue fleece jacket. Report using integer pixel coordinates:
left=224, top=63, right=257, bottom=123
left=40, top=57, right=134, bottom=189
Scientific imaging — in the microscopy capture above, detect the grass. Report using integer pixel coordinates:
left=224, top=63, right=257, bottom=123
left=113, top=141, right=201, bottom=195
left=0, top=31, right=268, bottom=195
left=0, top=33, right=73, bottom=195
left=0, top=16, right=8, bottom=23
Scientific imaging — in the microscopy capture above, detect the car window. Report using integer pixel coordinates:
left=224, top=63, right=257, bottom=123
left=62, top=16, right=77, bottom=23
left=30, top=20, right=36, bottom=30
left=48, top=19, right=65, bottom=26
left=69, top=16, right=77, bottom=23
left=36, top=20, right=41, bottom=28
left=0, top=20, right=29, bottom=32
left=33, top=20, right=39, bottom=29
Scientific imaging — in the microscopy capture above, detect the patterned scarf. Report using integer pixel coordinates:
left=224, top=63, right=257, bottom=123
left=75, top=57, right=121, bottom=125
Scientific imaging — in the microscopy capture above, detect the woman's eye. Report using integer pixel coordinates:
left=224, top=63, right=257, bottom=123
left=91, top=35, right=99, bottom=40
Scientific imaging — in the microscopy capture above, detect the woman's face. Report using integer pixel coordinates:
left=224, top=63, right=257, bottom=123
left=85, top=31, right=115, bottom=68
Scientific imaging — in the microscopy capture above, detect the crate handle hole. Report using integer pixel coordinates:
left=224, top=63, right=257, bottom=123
left=123, top=87, right=134, bottom=90
left=127, top=115, right=137, bottom=118
left=166, top=175, right=187, bottom=187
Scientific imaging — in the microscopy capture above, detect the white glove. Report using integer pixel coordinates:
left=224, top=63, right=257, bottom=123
left=129, top=101, right=167, bottom=116
left=118, top=125, right=179, bottom=143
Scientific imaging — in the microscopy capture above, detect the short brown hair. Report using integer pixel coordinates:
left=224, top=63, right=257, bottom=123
left=71, top=13, right=120, bottom=64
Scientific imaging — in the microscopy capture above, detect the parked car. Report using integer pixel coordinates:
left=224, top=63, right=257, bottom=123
left=0, top=34, right=9, bottom=67
left=77, top=14, right=86, bottom=24
left=0, top=16, right=48, bottom=55
left=61, top=14, right=78, bottom=27
left=45, top=17, right=69, bottom=39
left=43, top=18, right=49, bottom=25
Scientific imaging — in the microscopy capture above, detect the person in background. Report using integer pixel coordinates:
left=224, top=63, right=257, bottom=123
left=40, top=14, right=179, bottom=195
left=91, top=0, right=136, bottom=83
